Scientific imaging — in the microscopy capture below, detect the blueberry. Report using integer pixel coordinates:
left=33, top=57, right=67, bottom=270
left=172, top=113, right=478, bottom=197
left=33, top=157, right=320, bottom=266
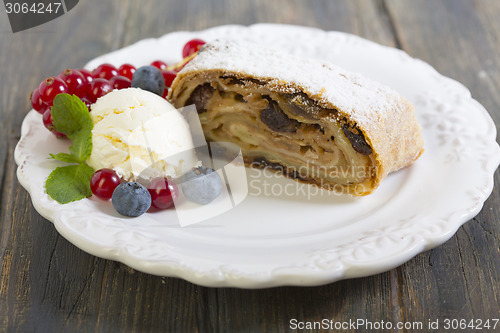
left=180, top=166, right=222, bottom=204
left=112, top=182, right=151, bottom=217
left=131, top=65, right=165, bottom=96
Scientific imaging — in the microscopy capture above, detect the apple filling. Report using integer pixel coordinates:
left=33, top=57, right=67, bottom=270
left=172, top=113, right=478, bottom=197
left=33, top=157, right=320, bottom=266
left=173, top=76, right=375, bottom=189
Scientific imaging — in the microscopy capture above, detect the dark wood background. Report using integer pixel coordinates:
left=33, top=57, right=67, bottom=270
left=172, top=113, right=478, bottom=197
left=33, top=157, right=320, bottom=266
left=1, top=0, right=499, bottom=332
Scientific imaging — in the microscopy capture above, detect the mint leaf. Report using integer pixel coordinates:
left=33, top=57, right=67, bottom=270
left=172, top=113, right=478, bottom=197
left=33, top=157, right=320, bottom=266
left=51, top=94, right=93, bottom=162
left=45, top=163, right=95, bottom=204
left=46, top=94, right=96, bottom=204
left=49, top=153, right=80, bottom=164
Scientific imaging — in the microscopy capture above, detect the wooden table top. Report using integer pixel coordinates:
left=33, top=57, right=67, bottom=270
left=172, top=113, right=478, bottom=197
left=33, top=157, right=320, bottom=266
left=1, top=0, right=499, bottom=332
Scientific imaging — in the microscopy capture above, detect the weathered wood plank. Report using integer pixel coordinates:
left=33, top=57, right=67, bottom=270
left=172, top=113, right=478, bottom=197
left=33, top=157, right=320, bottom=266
left=385, top=0, right=500, bottom=325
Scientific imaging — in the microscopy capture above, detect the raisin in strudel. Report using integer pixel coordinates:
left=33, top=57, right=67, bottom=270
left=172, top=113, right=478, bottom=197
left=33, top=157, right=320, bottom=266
left=169, top=40, right=424, bottom=196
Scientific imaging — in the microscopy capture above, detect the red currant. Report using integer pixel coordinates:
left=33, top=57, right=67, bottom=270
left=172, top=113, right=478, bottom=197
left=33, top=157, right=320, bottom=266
left=161, top=70, right=177, bottom=88
left=109, top=75, right=131, bottom=90
left=42, top=109, right=66, bottom=138
left=86, top=78, right=113, bottom=103
left=92, top=63, right=118, bottom=80
left=58, top=69, right=87, bottom=97
left=147, top=177, right=178, bottom=209
left=151, top=60, right=168, bottom=70
left=182, top=39, right=206, bottom=58
left=90, top=168, right=121, bottom=200
left=38, top=77, right=69, bottom=106
left=117, top=64, right=136, bottom=80
left=31, top=88, right=48, bottom=114
left=79, top=68, right=93, bottom=84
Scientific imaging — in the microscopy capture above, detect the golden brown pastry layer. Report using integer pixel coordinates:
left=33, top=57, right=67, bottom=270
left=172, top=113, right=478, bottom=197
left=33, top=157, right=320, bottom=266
left=169, top=40, right=424, bottom=195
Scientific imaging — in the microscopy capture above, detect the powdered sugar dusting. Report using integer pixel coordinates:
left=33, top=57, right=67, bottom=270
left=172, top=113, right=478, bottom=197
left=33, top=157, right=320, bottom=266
left=182, top=39, right=406, bottom=126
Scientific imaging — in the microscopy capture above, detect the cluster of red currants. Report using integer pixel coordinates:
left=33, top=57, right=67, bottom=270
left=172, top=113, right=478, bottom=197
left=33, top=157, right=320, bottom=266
left=30, top=65, right=134, bottom=137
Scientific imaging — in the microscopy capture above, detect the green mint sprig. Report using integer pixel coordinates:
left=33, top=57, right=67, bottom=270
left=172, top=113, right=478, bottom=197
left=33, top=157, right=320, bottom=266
left=45, top=94, right=95, bottom=204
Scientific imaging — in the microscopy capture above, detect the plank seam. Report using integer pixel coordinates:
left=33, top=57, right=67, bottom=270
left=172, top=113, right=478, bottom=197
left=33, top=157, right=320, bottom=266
left=379, top=0, right=403, bottom=49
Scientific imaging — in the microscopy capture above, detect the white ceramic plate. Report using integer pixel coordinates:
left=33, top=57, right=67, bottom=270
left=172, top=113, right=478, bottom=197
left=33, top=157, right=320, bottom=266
left=15, top=24, right=500, bottom=288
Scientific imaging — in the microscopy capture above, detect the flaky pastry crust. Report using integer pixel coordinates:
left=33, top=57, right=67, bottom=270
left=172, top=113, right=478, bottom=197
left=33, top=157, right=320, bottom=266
left=169, top=40, right=424, bottom=195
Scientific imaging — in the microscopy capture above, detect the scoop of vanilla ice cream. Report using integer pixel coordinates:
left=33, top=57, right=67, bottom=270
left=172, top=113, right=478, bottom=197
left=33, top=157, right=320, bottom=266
left=86, top=88, right=199, bottom=181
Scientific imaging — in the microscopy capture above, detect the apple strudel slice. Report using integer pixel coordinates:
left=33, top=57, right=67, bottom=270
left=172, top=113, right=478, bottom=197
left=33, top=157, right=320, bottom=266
left=169, top=39, right=424, bottom=196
